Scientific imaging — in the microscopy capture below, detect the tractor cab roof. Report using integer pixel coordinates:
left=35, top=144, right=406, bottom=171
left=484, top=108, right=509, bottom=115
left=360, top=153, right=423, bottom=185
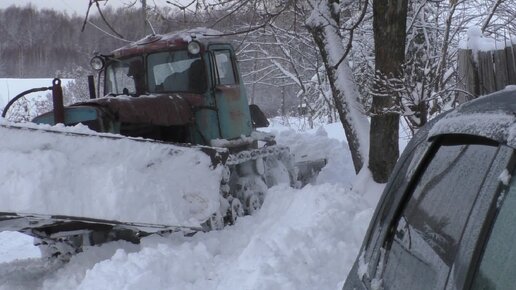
left=111, top=27, right=225, bottom=58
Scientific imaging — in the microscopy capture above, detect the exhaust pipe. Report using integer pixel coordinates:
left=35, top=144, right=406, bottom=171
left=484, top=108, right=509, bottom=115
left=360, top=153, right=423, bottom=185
left=88, top=75, right=96, bottom=99
left=52, top=78, right=65, bottom=124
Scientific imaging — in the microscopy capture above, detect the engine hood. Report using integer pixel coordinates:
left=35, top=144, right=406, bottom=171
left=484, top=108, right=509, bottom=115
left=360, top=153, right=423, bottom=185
left=77, top=93, right=202, bottom=126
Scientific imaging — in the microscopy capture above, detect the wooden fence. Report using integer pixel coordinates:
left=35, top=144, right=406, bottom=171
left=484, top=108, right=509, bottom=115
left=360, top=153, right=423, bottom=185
left=457, top=41, right=516, bottom=103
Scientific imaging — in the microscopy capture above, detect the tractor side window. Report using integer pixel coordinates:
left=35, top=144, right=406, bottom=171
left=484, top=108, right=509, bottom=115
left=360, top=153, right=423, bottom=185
left=105, top=57, right=143, bottom=95
left=381, top=142, right=499, bottom=289
left=214, top=50, right=236, bottom=85
left=148, top=51, right=206, bottom=93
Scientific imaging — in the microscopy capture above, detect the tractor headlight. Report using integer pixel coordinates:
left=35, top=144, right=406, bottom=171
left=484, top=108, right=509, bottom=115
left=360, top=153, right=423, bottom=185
left=187, top=41, right=201, bottom=55
left=90, top=56, right=105, bottom=71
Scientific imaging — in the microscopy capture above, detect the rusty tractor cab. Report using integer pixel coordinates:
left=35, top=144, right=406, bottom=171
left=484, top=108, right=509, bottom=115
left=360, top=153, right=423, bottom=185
left=34, top=30, right=269, bottom=148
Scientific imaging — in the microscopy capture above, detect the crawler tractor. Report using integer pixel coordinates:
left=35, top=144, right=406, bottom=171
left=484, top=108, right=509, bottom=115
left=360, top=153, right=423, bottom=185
left=0, top=28, right=322, bottom=258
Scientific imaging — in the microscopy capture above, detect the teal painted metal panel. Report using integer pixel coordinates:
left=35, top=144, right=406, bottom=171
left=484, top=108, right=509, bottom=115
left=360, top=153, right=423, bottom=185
left=208, top=44, right=252, bottom=140
left=193, top=103, right=221, bottom=145
left=33, top=107, right=99, bottom=126
left=191, top=56, right=221, bottom=145
left=215, top=85, right=252, bottom=140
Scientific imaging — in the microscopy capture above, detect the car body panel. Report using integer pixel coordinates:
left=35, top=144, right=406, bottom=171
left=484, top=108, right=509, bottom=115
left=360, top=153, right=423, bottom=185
left=343, top=88, right=516, bottom=290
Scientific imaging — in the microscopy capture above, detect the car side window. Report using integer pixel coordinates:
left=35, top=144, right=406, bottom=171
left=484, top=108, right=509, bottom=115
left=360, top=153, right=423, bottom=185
left=382, top=142, right=499, bottom=290
left=471, top=168, right=516, bottom=289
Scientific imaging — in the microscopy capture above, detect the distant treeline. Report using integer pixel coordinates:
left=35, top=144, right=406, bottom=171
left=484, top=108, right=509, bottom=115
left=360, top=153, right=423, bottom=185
left=0, top=5, right=302, bottom=116
left=0, top=5, right=188, bottom=78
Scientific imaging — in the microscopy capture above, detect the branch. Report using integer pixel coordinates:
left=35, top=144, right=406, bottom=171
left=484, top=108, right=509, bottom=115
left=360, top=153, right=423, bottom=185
left=81, top=0, right=125, bottom=40
left=81, top=0, right=95, bottom=32
left=435, top=0, right=458, bottom=92
left=86, top=20, right=133, bottom=43
left=210, top=0, right=251, bottom=28
left=333, top=0, right=369, bottom=69
left=481, top=0, right=505, bottom=32
left=166, top=0, right=196, bottom=10
left=94, top=0, right=125, bottom=39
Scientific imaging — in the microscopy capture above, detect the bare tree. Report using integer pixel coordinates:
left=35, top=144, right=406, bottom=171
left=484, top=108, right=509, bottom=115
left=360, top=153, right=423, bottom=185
left=305, top=0, right=370, bottom=173
left=368, top=0, right=408, bottom=183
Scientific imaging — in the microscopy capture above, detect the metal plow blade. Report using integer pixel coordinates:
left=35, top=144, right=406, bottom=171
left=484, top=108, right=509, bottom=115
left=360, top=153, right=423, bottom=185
left=0, top=123, right=227, bottom=238
left=0, top=212, right=201, bottom=239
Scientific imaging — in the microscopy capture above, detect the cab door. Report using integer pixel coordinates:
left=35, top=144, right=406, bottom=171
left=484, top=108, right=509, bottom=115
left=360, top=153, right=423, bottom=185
left=209, top=45, right=252, bottom=140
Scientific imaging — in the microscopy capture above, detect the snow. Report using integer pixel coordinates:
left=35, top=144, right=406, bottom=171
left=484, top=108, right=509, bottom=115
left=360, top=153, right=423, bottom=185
left=0, top=111, right=381, bottom=288
left=499, top=169, right=511, bottom=186
left=459, top=26, right=513, bottom=62
left=0, top=121, right=223, bottom=227
left=429, top=112, right=515, bottom=143
left=118, top=27, right=223, bottom=53
left=0, top=182, right=374, bottom=290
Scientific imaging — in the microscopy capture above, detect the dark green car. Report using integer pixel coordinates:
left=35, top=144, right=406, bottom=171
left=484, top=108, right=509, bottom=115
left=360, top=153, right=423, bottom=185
left=344, top=88, right=516, bottom=290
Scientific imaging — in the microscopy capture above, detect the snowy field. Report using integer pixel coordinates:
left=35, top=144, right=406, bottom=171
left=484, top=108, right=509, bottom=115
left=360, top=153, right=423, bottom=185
left=0, top=79, right=68, bottom=108
left=0, top=78, right=74, bottom=119
left=0, top=79, right=385, bottom=289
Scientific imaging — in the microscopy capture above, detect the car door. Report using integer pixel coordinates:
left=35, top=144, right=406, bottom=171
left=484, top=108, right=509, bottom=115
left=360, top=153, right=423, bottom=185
left=375, top=136, right=512, bottom=290
left=462, top=151, right=516, bottom=290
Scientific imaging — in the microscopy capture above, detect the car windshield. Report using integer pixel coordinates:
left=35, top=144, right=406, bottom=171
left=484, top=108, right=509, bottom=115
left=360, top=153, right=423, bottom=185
left=147, top=50, right=206, bottom=93
left=105, top=56, right=144, bottom=95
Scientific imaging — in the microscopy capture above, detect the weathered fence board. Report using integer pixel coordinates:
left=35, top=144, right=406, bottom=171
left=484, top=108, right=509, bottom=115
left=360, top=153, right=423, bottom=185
left=457, top=49, right=477, bottom=103
left=506, top=45, right=516, bottom=83
left=457, top=42, right=516, bottom=102
left=493, top=49, right=509, bottom=91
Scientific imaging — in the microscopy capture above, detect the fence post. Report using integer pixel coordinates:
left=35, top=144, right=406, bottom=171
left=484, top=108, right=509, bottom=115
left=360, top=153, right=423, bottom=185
left=457, top=39, right=516, bottom=102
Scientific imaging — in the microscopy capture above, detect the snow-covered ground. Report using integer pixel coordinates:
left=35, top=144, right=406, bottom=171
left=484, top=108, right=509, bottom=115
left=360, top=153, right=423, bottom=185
left=0, top=78, right=75, bottom=121
left=0, top=79, right=72, bottom=108
left=0, top=99, right=384, bottom=289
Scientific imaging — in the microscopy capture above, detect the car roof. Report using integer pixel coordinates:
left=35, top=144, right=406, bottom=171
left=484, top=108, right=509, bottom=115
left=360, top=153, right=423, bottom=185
left=429, top=87, right=516, bottom=147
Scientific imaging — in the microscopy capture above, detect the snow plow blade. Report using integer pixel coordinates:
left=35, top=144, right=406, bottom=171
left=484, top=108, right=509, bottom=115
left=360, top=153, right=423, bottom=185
left=0, top=212, right=201, bottom=240
left=0, top=122, right=228, bottom=241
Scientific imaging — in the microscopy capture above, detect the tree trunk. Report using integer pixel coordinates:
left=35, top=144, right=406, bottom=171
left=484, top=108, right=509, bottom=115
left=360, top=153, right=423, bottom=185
left=307, top=0, right=370, bottom=173
left=369, top=0, right=408, bottom=183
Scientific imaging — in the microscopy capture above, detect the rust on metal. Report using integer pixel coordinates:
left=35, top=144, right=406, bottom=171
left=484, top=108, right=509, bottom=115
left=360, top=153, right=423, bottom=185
left=77, top=93, right=201, bottom=126
left=216, top=85, right=240, bottom=101
left=113, top=33, right=209, bottom=59
left=52, top=78, right=65, bottom=124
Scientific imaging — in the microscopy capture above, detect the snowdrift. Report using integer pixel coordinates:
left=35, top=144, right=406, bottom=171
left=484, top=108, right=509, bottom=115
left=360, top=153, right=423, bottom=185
left=0, top=119, right=381, bottom=290
left=0, top=122, right=223, bottom=227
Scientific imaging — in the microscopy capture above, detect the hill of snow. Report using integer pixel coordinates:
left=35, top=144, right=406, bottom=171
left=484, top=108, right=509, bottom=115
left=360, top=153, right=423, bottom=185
left=0, top=110, right=382, bottom=289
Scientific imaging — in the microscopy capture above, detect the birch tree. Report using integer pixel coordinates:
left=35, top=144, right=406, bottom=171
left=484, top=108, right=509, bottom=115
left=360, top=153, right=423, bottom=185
left=305, top=0, right=370, bottom=173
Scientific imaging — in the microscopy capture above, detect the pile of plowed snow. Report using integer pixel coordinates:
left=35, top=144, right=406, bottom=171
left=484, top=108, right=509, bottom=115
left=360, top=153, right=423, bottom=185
left=0, top=119, right=382, bottom=290
left=0, top=121, right=223, bottom=227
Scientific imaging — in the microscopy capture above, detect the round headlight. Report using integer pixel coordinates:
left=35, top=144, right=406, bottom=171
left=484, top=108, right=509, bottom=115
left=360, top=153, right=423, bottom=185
left=90, top=56, right=105, bottom=71
left=187, top=41, right=201, bottom=55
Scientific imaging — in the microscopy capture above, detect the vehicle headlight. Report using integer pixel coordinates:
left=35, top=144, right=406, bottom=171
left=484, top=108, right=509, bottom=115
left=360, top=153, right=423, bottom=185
left=187, top=41, right=201, bottom=55
left=90, top=56, right=105, bottom=71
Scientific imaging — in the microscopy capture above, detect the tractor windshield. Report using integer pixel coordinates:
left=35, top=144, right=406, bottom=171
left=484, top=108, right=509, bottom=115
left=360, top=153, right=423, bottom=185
left=105, top=56, right=145, bottom=96
left=147, top=50, right=206, bottom=94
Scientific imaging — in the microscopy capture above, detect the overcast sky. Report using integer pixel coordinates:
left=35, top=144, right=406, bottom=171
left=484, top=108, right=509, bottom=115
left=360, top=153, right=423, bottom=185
left=0, top=0, right=118, bottom=15
left=0, top=0, right=177, bottom=15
